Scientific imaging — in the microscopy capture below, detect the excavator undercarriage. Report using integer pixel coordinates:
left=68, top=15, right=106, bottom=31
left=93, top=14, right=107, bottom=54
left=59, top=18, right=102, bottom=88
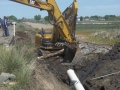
left=37, top=42, right=79, bottom=63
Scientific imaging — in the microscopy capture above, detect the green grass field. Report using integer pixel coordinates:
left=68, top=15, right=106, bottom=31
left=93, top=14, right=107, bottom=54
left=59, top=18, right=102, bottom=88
left=76, top=21, right=120, bottom=45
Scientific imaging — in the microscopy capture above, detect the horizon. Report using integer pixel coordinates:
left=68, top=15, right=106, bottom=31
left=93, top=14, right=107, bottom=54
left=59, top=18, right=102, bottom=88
left=0, top=0, right=120, bottom=19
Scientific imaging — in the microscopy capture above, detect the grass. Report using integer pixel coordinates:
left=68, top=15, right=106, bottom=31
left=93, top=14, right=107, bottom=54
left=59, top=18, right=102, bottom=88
left=16, top=23, right=36, bottom=31
left=0, top=45, right=36, bottom=90
left=84, top=36, right=120, bottom=45
left=16, top=24, right=26, bottom=31
left=76, top=29, right=120, bottom=45
left=76, top=21, right=120, bottom=30
left=76, top=29, right=96, bottom=36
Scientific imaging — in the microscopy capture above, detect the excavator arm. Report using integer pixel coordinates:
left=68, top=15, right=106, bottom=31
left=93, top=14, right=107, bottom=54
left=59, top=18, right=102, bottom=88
left=10, top=0, right=52, bottom=10
left=10, top=0, right=78, bottom=44
left=62, top=0, right=78, bottom=39
left=10, top=0, right=79, bottom=63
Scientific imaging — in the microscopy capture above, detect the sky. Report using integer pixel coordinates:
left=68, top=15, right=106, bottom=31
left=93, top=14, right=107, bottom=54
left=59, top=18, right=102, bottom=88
left=0, top=0, right=120, bottom=19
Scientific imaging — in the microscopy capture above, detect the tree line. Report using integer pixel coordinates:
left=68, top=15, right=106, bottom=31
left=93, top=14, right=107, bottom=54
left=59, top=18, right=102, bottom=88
left=0, top=15, right=48, bottom=22
left=0, top=15, right=120, bottom=22
left=80, top=15, right=120, bottom=21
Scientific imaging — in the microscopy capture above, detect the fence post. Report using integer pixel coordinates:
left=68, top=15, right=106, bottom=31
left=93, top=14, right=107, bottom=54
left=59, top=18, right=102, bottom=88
left=12, top=22, right=16, bottom=36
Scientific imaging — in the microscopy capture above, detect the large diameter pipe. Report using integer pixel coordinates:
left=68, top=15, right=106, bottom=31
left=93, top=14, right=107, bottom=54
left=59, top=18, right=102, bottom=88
left=67, top=69, right=85, bottom=90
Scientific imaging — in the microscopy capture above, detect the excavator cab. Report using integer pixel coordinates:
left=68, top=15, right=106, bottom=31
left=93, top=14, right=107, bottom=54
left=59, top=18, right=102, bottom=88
left=35, top=28, right=53, bottom=49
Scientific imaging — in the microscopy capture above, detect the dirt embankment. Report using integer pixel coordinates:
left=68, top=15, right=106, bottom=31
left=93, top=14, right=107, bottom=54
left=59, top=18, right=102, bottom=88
left=10, top=26, right=120, bottom=90
left=84, top=43, right=120, bottom=90
left=30, top=62, right=72, bottom=90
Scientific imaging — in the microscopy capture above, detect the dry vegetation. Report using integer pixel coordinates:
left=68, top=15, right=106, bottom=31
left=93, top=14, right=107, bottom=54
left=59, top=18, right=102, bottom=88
left=76, top=21, right=120, bottom=45
left=76, top=29, right=120, bottom=45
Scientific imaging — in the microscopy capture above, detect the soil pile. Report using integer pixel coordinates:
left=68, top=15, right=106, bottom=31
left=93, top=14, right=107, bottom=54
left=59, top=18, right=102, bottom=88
left=84, top=42, right=120, bottom=90
left=30, top=61, right=72, bottom=90
left=36, top=42, right=120, bottom=90
left=10, top=30, right=36, bottom=45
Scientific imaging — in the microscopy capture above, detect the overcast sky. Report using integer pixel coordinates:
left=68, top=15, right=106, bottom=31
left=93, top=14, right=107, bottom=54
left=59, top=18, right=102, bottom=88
left=0, top=0, right=120, bottom=19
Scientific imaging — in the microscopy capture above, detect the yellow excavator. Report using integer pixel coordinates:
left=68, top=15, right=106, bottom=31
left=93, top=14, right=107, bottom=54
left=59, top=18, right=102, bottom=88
left=10, top=0, right=79, bottom=63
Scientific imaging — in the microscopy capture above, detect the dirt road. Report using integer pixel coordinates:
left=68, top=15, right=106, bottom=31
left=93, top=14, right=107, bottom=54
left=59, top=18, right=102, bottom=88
left=0, top=26, right=14, bottom=45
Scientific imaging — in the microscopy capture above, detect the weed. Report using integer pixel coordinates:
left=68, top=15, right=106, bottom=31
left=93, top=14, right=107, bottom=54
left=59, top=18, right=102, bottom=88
left=0, top=45, right=35, bottom=90
left=76, top=29, right=120, bottom=45
left=16, top=24, right=26, bottom=31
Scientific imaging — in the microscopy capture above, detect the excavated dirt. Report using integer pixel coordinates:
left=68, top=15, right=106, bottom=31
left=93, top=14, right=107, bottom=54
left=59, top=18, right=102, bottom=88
left=39, top=42, right=120, bottom=90
left=30, top=62, right=72, bottom=90
left=10, top=30, right=36, bottom=45
left=84, top=43, right=120, bottom=90
left=12, top=30, right=120, bottom=90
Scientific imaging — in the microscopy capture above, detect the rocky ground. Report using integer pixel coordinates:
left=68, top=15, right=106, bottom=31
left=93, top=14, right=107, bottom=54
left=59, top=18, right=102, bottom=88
left=0, top=23, right=120, bottom=90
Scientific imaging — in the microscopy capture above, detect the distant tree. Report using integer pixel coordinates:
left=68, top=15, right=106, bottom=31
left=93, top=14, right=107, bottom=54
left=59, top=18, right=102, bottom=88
left=34, top=15, right=41, bottom=21
left=104, top=15, right=109, bottom=20
left=8, top=15, right=17, bottom=21
left=44, top=16, right=49, bottom=21
left=109, top=15, right=116, bottom=18
left=104, top=15, right=116, bottom=20
left=22, top=17, right=26, bottom=20
left=90, top=15, right=99, bottom=20
left=80, top=16, right=83, bottom=21
left=85, top=16, right=89, bottom=18
left=17, top=17, right=26, bottom=22
left=0, top=18, right=2, bottom=21
left=21, top=17, right=27, bottom=21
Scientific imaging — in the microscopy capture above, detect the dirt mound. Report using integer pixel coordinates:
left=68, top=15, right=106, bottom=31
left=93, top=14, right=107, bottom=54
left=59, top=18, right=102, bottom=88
left=99, top=42, right=120, bottom=60
left=30, top=60, right=72, bottom=90
left=36, top=52, right=96, bottom=90
left=37, top=42, right=120, bottom=90
left=84, top=42, right=120, bottom=90
left=10, top=30, right=36, bottom=45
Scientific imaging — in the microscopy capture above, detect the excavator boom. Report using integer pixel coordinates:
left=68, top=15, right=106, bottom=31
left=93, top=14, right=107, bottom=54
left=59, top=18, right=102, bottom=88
left=10, top=0, right=78, bottom=43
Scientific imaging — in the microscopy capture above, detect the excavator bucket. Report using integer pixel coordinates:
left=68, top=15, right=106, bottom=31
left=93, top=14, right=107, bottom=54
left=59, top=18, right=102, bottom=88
left=36, top=44, right=82, bottom=64
left=63, top=46, right=83, bottom=64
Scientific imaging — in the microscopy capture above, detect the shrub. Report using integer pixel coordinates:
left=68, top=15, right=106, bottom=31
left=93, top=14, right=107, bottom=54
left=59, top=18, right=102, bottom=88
left=0, top=45, right=35, bottom=90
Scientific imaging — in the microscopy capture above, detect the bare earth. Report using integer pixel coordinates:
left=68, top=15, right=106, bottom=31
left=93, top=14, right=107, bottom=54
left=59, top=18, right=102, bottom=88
left=23, top=22, right=53, bottom=29
left=0, top=26, right=14, bottom=45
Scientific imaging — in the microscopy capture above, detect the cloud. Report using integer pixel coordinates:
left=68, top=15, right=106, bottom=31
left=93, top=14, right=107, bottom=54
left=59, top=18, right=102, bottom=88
left=84, top=4, right=120, bottom=10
